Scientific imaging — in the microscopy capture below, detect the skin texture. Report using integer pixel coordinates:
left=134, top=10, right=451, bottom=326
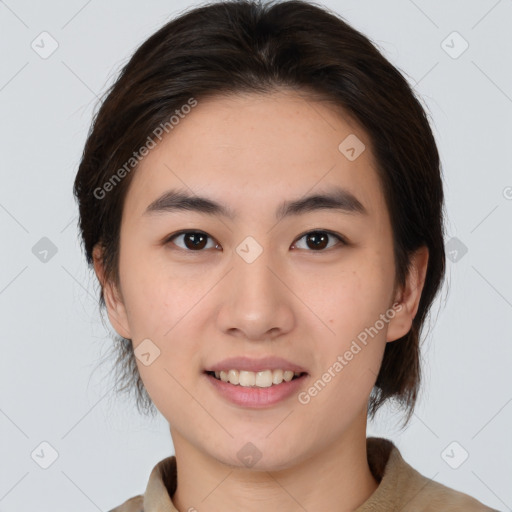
left=93, top=89, right=428, bottom=512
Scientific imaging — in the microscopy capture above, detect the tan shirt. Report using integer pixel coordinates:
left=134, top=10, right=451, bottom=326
left=109, top=437, right=498, bottom=511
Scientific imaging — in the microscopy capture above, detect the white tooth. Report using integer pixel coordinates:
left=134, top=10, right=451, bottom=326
left=272, top=369, right=284, bottom=384
left=283, top=370, right=294, bottom=382
left=227, top=369, right=239, bottom=385
left=215, top=368, right=301, bottom=386
left=239, top=370, right=256, bottom=387
left=255, top=370, right=273, bottom=387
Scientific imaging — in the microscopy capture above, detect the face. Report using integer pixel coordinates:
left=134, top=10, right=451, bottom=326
left=95, top=89, right=426, bottom=469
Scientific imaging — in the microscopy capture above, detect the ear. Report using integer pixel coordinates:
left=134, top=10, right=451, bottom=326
left=92, top=244, right=132, bottom=339
left=386, top=245, right=429, bottom=343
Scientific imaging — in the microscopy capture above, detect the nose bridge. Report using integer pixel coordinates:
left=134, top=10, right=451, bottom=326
left=233, top=234, right=279, bottom=301
left=216, top=234, right=294, bottom=339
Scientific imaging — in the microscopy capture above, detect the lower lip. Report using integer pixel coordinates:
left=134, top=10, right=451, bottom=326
left=204, top=372, right=308, bottom=408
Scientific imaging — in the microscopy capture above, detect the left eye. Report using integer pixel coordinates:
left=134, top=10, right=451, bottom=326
left=292, top=230, right=345, bottom=251
left=165, top=230, right=345, bottom=252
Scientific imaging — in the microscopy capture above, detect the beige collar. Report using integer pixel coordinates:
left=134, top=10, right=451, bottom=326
left=117, top=437, right=495, bottom=511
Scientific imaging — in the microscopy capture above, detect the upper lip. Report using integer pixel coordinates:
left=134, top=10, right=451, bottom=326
left=205, top=356, right=308, bottom=374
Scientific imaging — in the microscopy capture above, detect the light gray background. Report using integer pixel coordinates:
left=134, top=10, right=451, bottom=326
left=1, top=0, right=511, bottom=510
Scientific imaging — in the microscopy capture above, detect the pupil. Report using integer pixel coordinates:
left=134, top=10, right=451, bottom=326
left=307, top=232, right=328, bottom=250
left=186, top=233, right=207, bottom=250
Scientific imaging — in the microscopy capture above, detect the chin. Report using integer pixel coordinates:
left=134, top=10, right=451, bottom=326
left=208, top=439, right=301, bottom=472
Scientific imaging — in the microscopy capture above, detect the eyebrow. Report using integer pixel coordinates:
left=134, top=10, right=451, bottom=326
left=143, top=186, right=368, bottom=221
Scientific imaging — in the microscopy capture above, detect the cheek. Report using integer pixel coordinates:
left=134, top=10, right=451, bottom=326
left=118, top=243, right=203, bottom=339
left=295, top=251, right=393, bottom=397
left=117, top=247, right=206, bottom=396
left=299, top=268, right=390, bottom=411
left=305, top=259, right=393, bottom=340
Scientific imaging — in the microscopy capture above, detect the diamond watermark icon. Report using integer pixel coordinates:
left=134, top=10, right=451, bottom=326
left=31, top=441, right=59, bottom=469
left=445, top=236, right=468, bottom=263
left=237, top=442, right=262, bottom=468
left=32, top=237, right=58, bottom=263
left=441, top=441, right=469, bottom=469
left=134, top=338, right=161, bottom=366
left=31, top=31, right=59, bottom=59
left=236, top=236, right=263, bottom=264
left=338, top=134, right=365, bottom=161
left=441, top=31, right=469, bottom=59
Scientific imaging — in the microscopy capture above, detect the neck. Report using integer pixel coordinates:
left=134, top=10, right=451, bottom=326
left=170, top=413, right=379, bottom=512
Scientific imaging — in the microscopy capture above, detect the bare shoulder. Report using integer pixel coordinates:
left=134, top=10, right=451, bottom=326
left=108, top=494, right=144, bottom=512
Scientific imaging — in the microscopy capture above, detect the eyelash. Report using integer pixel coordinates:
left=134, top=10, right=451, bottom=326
left=164, top=229, right=347, bottom=252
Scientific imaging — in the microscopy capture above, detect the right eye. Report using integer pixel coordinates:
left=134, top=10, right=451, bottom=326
left=164, top=230, right=221, bottom=251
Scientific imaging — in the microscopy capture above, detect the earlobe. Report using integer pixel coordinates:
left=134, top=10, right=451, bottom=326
left=386, top=246, right=429, bottom=343
left=92, top=244, right=132, bottom=340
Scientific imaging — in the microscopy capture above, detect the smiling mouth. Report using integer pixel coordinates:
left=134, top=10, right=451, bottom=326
left=205, top=370, right=307, bottom=387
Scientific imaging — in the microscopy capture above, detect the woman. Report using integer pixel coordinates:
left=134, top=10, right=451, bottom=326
left=73, top=0, right=498, bottom=510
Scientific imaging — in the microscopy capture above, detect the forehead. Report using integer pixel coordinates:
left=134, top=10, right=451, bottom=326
left=123, top=89, right=387, bottom=223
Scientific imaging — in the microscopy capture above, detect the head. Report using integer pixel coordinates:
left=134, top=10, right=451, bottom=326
left=74, top=0, right=445, bottom=465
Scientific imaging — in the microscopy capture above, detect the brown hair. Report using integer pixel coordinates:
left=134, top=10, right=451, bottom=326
left=73, top=0, right=446, bottom=423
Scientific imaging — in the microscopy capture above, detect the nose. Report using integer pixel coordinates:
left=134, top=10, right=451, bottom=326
left=215, top=243, right=296, bottom=342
